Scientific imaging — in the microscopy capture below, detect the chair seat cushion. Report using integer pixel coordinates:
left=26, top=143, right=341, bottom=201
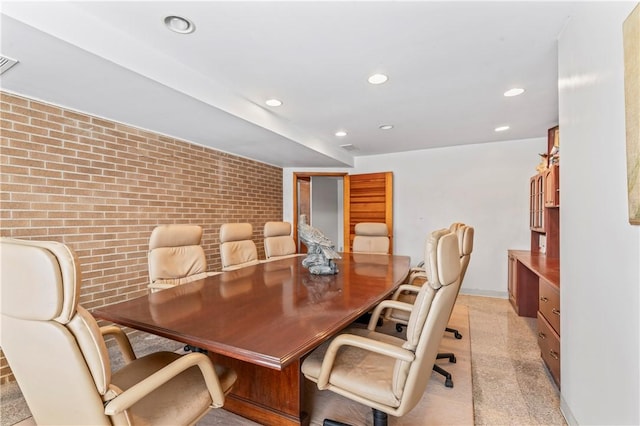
left=112, top=351, right=235, bottom=425
left=302, top=327, right=405, bottom=408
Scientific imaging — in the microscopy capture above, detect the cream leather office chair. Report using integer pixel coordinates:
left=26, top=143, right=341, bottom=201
left=0, top=237, right=237, bottom=426
left=385, top=223, right=474, bottom=387
left=219, top=223, right=259, bottom=271
left=352, top=222, right=390, bottom=254
left=302, top=229, right=461, bottom=426
left=405, top=222, right=468, bottom=286
left=148, top=224, right=219, bottom=292
left=263, top=221, right=298, bottom=260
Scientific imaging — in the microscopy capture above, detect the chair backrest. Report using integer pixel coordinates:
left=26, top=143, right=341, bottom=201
left=352, top=222, right=390, bottom=254
left=148, top=224, right=209, bottom=289
left=219, top=223, right=259, bottom=271
left=263, top=221, right=296, bottom=259
left=0, top=238, right=114, bottom=425
left=449, top=222, right=474, bottom=282
left=392, top=229, right=462, bottom=415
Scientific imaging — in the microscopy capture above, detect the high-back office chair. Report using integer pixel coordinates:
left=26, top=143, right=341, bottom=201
left=263, top=221, right=297, bottom=260
left=219, top=223, right=259, bottom=271
left=302, top=229, right=461, bottom=426
left=352, top=222, right=390, bottom=254
left=442, top=223, right=474, bottom=339
left=384, top=223, right=474, bottom=387
left=393, top=223, right=473, bottom=319
left=0, top=237, right=237, bottom=426
left=148, top=224, right=219, bottom=292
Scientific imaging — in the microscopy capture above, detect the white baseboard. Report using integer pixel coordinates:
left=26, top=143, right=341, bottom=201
left=459, top=288, right=509, bottom=299
left=560, top=395, right=577, bottom=425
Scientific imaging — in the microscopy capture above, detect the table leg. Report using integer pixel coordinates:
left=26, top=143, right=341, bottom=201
left=209, top=353, right=310, bottom=426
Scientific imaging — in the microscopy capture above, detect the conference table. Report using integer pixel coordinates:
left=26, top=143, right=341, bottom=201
left=93, top=252, right=410, bottom=426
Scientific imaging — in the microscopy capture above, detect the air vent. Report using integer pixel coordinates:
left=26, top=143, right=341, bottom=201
left=340, top=143, right=359, bottom=152
left=0, top=56, right=19, bottom=75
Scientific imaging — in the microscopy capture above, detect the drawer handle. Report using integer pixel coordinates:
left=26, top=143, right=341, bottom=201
left=538, top=332, right=546, bottom=340
left=552, top=308, right=560, bottom=316
left=540, top=297, right=549, bottom=302
left=549, top=350, right=559, bottom=360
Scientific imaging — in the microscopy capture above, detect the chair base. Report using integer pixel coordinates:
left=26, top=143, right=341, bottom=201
left=355, top=312, right=384, bottom=327
left=396, top=325, right=463, bottom=339
left=446, top=326, right=463, bottom=339
left=433, top=352, right=456, bottom=388
left=323, top=420, right=350, bottom=426
left=184, top=345, right=208, bottom=354
left=323, top=408, right=388, bottom=426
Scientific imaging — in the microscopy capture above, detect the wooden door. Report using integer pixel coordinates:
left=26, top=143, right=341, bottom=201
left=343, top=172, right=393, bottom=253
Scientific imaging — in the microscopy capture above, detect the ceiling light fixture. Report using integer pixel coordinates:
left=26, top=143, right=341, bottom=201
left=504, top=88, right=525, bottom=97
left=368, top=73, right=388, bottom=85
left=164, top=16, right=195, bottom=34
left=335, top=131, right=348, bottom=137
left=495, top=126, right=510, bottom=132
left=379, top=124, right=394, bottom=130
left=265, top=99, right=283, bottom=107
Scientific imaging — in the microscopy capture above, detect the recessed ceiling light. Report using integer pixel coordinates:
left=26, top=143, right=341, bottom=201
left=164, top=16, right=195, bottom=34
left=335, top=131, right=348, bottom=137
left=265, top=99, right=283, bottom=107
left=368, top=74, right=388, bottom=85
left=495, top=126, right=510, bottom=132
left=504, top=88, right=525, bottom=97
left=379, top=124, right=394, bottom=130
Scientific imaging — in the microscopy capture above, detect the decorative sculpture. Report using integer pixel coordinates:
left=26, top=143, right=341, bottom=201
left=298, top=215, right=341, bottom=275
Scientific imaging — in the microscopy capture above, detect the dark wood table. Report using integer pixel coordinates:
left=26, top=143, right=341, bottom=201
left=93, top=252, right=410, bottom=426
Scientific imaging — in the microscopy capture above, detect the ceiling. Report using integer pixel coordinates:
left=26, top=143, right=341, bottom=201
left=0, top=1, right=580, bottom=167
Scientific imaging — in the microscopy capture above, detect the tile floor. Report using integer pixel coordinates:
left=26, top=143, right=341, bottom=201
left=460, top=295, right=566, bottom=425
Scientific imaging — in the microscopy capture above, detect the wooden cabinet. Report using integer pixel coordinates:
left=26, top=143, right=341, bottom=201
left=529, top=173, right=545, bottom=231
left=539, top=278, right=560, bottom=334
left=508, top=252, right=517, bottom=308
left=537, top=311, right=560, bottom=386
left=538, top=277, right=560, bottom=387
left=544, top=165, right=560, bottom=208
left=509, top=125, right=561, bottom=388
left=508, top=251, right=558, bottom=319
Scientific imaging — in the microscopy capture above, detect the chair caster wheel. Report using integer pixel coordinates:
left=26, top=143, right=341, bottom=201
left=451, top=355, right=457, bottom=363
left=445, top=378, right=454, bottom=388
left=454, top=331, right=462, bottom=339
left=395, top=324, right=404, bottom=333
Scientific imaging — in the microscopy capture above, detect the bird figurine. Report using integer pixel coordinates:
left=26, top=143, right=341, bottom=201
left=298, top=215, right=340, bottom=275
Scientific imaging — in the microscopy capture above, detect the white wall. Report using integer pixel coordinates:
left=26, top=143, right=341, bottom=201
left=285, top=137, right=544, bottom=297
left=558, top=2, right=640, bottom=424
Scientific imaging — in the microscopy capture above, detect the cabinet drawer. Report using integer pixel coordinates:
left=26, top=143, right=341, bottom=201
left=539, top=278, right=560, bottom=334
left=537, top=312, right=561, bottom=388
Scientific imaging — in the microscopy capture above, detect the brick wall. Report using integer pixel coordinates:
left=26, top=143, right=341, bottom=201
left=0, top=91, right=283, bottom=383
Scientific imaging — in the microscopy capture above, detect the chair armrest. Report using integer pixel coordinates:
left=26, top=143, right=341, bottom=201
left=104, top=352, right=225, bottom=415
left=368, top=300, right=414, bottom=330
left=408, top=261, right=424, bottom=274
left=100, top=326, right=136, bottom=364
left=389, top=284, right=422, bottom=301
left=407, top=271, right=427, bottom=284
left=316, top=334, right=415, bottom=389
left=147, top=282, right=177, bottom=291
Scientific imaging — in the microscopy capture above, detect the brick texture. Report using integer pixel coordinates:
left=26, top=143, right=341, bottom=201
left=0, top=92, right=283, bottom=383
